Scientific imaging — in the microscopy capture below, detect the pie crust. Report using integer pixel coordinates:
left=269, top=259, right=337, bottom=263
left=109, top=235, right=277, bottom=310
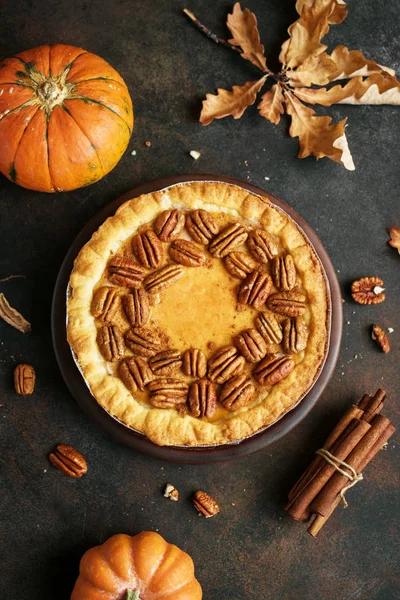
left=67, top=181, right=329, bottom=446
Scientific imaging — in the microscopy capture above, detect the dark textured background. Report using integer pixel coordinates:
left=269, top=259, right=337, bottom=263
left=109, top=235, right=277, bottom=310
left=0, top=1, right=399, bottom=599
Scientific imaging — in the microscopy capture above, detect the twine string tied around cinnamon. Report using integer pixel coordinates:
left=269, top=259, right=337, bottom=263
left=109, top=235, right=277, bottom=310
left=315, top=448, right=364, bottom=508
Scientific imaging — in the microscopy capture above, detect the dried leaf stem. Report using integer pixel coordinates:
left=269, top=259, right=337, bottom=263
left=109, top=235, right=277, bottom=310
left=0, top=275, right=26, bottom=283
left=184, top=8, right=242, bottom=55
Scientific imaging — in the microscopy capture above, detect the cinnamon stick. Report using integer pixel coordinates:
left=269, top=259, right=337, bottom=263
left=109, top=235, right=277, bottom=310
left=361, top=388, right=386, bottom=423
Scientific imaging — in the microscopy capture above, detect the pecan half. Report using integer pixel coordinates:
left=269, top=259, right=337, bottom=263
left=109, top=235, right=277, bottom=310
left=352, top=277, right=386, bottom=305
left=169, top=239, right=207, bottom=267
left=234, top=328, right=267, bottom=363
left=124, top=327, right=161, bottom=358
left=97, top=325, right=124, bottom=361
left=224, top=251, right=257, bottom=279
left=185, top=209, right=219, bottom=244
left=282, top=317, right=308, bottom=354
left=14, top=364, right=35, bottom=395
left=132, top=229, right=163, bottom=268
left=148, top=377, right=189, bottom=408
left=91, top=287, right=120, bottom=322
left=266, top=291, right=307, bottom=317
left=372, top=324, right=390, bottom=353
left=182, top=348, right=207, bottom=378
left=247, top=229, right=279, bottom=264
left=188, top=379, right=217, bottom=418
left=108, top=257, right=145, bottom=288
left=149, top=350, right=182, bottom=375
left=253, top=354, right=295, bottom=386
left=208, top=346, right=246, bottom=384
left=144, top=264, right=184, bottom=294
left=255, top=311, right=283, bottom=344
left=122, top=288, right=150, bottom=328
left=219, top=374, right=255, bottom=410
left=48, top=444, right=87, bottom=478
left=209, top=223, right=248, bottom=258
left=271, top=255, right=296, bottom=291
left=192, top=490, right=220, bottom=518
left=237, top=271, right=272, bottom=309
left=119, top=356, right=153, bottom=393
left=154, top=209, right=185, bottom=242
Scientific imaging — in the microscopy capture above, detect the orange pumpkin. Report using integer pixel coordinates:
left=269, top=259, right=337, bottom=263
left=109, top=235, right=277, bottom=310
left=0, top=44, right=133, bottom=192
left=71, top=532, right=202, bottom=600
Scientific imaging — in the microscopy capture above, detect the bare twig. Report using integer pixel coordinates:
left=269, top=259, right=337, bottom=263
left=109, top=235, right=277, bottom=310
left=184, top=8, right=242, bottom=54
left=0, top=275, right=26, bottom=284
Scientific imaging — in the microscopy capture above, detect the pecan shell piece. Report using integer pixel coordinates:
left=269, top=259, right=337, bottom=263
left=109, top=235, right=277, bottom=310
left=144, top=264, right=185, bottom=294
left=119, top=357, right=153, bottom=393
left=48, top=444, right=87, bottom=478
left=234, top=328, right=267, bottom=363
left=169, top=239, right=207, bottom=267
left=237, top=271, right=272, bottom=309
left=108, top=257, right=145, bottom=288
left=282, top=318, right=308, bottom=354
left=351, top=277, right=386, bottom=305
left=192, top=490, right=220, bottom=518
left=266, top=291, right=307, bottom=317
left=219, top=374, right=255, bottom=411
left=372, top=324, right=390, bottom=353
left=124, top=327, right=161, bottom=358
left=253, top=354, right=295, bottom=386
left=149, top=350, right=183, bottom=375
left=132, top=229, right=163, bottom=269
left=148, top=377, right=189, bottom=409
left=209, top=223, right=248, bottom=258
left=271, top=255, right=296, bottom=291
left=207, top=346, right=246, bottom=384
left=91, top=287, right=121, bottom=322
left=188, top=379, right=217, bottom=418
left=255, top=311, right=283, bottom=344
left=122, top=288, right=150, bottom=328
left=224, top=251, right=258, bottom=279
left=247, top=229, right=279, bottom=264
left=14, top=364, right=35, bottom=395
left=154, top=209, right=185, bottom=242
left=182, top=348, right=207, bottom=378
left=97, top=325, right=125, bottom=361
left=185, top=209, right=219, bottom=244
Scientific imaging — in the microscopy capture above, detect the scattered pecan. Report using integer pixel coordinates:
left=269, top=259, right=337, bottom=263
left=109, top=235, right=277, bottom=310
left=148, top=377, right=189, bottom=408
left=144, top=264, right=184, bottom=294
left=237, top=271, right=272, bottom=309
left=234, top=328, right=267, bottom=363
left=282, top=317, right=309, bottom=354
left=219, top=374, right=255, bottom=411
left=149, top=350, right=182, bottom=375
left=224, top=251, right=257, bottom=279
left=207, top=346, right=246, bottom=384
left=48, top=444, right=87, bottom=478
left=253, top=354, right=295, bottom=386
left=188, top=379, right=217, bottom=418
left=185, top=209, right=219, bottom=244
left=209, top=223, right=248, bottom=258
left=97, top=325, right=124, bottom=361
left=91, top=287, right=120, bottom=322
left=124, top=327, right=161, bottom=358
left=119, top=356, right=153, bottom=393
left=192, top=490, right=220, bottom=518
left=122, top=288, right=150, bottom=328
left=267, top=291, right=307, bottom=317
left=14, top=364, right=35, bottom=395
left=247, top=229, right=279, bottom=264
left=372, top=324, right=390, bottom=353
left=271, top=255, right=296, bottom=291
left=108, top=257, right=145, bottom=288
left=255, top=311, right=283, bottom=344
left=154, top=209, right=185, bottom=242
left=132, top=229, right=163, bottom=268
left=164, top=483, right=179, bottom=501
left=351, top=277, right=386, bottom=305
left=169, top=239, right=207, bottom=267
left=182, top=348, right=207, bottom=378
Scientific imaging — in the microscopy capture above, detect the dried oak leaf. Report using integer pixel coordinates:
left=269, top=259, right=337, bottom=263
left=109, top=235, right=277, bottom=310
left=200, top=76, right=267, bottom=125
left=227, top=2, right=268, bottom=72
left=388, top=227, right=400, bottom=254
left=258, top=84, right=285, bottom=124
left=0, top=293, right=31, bottom=333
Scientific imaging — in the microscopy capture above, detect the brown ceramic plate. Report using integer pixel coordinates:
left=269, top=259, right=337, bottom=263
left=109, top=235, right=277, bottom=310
left=52, top=175, right=342, bottom=463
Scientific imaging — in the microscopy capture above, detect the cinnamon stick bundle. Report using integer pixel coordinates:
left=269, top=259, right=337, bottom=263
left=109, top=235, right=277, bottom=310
left=285, top=389, right=395, bottom=536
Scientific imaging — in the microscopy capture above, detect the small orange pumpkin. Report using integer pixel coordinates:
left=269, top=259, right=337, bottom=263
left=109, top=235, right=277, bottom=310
left=0, top=44, right=133, bottom=192
left=71, top=532, right=202, bottom=600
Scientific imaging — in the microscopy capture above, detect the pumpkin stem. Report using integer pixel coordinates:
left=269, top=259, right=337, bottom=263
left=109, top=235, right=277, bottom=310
left=35, top=79, right=72, bottom=113
left=124, top=590, right=141, bottom=600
